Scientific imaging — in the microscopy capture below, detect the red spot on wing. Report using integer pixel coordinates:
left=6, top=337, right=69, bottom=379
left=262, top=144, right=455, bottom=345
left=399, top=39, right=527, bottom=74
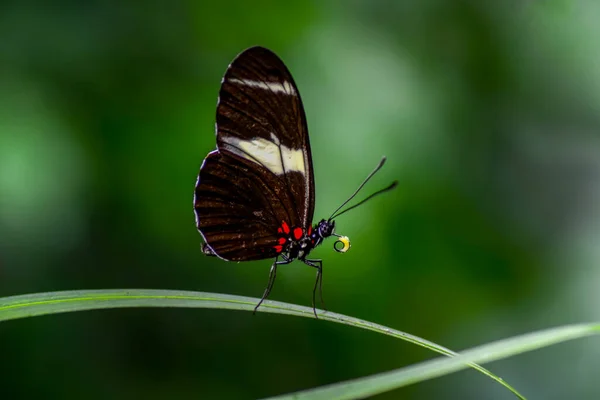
left=278, top=237, right=286, bottom=245
left=274, top=245, right=283, bottom=253
left=308, top=226, right=312, bottom=236
left=277, top=227, right=283, bottom=234
left=281, top=221, right=290, bottom=235
left=293, top=227, right=303, bottom=240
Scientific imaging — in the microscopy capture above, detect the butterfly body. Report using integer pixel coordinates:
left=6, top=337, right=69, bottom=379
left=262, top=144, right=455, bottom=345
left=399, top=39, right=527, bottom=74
left=275, top=219, right=335, bottom=260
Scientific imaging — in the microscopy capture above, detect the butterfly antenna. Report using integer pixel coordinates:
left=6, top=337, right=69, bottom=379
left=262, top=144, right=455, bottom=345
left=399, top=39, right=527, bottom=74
left=330, top=181, right=397, bottom=220
left=328, top=156, right=396, bottom=221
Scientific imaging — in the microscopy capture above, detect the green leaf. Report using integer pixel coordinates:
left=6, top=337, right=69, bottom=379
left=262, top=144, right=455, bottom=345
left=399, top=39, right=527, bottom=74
left=0, top=289, right=524, bottom=399
left=263, top=323, right=600, bottom=400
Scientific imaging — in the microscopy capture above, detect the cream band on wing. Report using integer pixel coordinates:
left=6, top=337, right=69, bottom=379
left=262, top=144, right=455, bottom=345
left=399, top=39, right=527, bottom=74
left=228, top=78, right=296, bottom=96
left=220, top=135, right=306, bottom=176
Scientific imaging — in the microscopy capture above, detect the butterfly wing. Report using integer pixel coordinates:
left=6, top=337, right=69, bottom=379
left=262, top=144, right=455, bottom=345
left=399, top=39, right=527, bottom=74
left=194, top=46, right=315, bottom=261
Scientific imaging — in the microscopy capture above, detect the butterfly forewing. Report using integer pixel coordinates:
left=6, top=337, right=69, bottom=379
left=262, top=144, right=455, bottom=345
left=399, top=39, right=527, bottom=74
left=194, top=46, right=315, bottom=261
left=216, top=47, right=315, bottom=227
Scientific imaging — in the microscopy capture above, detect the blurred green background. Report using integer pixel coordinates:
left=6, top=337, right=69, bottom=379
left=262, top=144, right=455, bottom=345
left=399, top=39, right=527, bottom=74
left=2, top=1, right=600, bottom=399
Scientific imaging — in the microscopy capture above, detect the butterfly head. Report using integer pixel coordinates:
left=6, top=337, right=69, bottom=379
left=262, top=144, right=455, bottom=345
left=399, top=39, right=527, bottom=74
left=316, top=219, right=335, bottom=238
left=313, top=219, right=350, bottom=254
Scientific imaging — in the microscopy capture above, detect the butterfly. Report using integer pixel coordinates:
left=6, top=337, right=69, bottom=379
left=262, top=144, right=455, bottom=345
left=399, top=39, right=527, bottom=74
left=193, top=46, right=397, bottom=317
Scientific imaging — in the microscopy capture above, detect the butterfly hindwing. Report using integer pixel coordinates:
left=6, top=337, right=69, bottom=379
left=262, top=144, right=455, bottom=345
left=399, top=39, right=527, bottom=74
left=194, top=46, right=315, bottom=261
left=195, top=150, right=283, bottom=261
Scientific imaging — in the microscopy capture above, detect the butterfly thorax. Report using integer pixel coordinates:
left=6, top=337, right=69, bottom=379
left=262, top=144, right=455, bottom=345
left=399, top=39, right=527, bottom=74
left=279, top=219, right=335, bottom=261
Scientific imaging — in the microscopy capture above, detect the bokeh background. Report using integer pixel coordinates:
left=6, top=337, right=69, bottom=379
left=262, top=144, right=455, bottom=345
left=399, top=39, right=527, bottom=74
left=1, top=1, right=599, bottom=399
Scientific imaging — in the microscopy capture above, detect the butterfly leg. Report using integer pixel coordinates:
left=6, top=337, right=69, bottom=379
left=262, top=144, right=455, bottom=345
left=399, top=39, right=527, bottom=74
left=304, top=259, right=326, bottom=318
left=253, top=255, right=292, bottom=314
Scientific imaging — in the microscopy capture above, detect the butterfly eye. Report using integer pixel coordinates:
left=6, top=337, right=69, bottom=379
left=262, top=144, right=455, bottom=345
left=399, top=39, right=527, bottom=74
left=333, top=236, right=351, bottom=253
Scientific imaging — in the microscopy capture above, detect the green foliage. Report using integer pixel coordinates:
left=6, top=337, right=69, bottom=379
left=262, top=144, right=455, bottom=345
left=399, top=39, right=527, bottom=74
left=0, top=289, right=520, bottom=399
left=3, top=289, right=599, bottom=399
left=2, top=1, right=600, bottom=398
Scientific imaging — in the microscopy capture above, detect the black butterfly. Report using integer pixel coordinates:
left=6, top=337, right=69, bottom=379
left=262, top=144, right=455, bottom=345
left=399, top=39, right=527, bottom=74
left=193, top=46, right=396, bottom=317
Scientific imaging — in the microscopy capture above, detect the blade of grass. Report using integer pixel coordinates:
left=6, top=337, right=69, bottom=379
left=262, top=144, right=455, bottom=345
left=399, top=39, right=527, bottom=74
left=262, top=323, right=600, bottom=400
left=0, top=289, right=523, bottom=399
